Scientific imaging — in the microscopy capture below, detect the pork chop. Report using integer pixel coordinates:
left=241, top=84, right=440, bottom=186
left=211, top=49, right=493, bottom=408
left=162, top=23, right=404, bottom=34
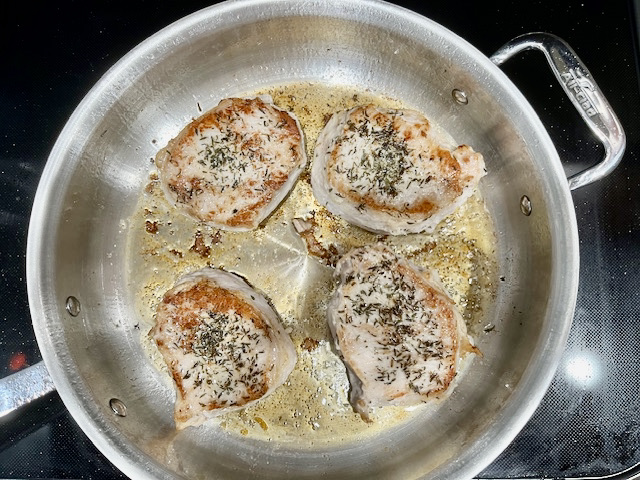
left=327, top=244, right=475, bottom=419
left=151, top=268, right=297, bottom=429
left=156, top=96, right=306, bottom=230
left=311, top=104, right=485, bottom=235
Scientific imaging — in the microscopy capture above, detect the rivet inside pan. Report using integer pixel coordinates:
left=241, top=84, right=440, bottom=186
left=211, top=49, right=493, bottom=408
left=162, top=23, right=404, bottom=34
left=65, top=296, right=81, bottom=317
left=109, top=398, right=127, bottom=417
left=520, top=195, right=532, bottom=216
left=452, top=88, right=468, bottom=105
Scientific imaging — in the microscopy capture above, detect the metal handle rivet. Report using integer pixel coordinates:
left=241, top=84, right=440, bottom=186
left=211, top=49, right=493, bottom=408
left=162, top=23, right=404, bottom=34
left=109, top=398, right=127, bottom=417
left=452, top=89, right=468, bottom=105
left=65, top=296, right=81, bottom=317
left=520, top=195, right=532, bottom=216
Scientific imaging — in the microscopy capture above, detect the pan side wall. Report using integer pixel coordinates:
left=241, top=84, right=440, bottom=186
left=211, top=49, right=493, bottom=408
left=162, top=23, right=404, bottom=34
left=30, top=4, right=572, bottom=479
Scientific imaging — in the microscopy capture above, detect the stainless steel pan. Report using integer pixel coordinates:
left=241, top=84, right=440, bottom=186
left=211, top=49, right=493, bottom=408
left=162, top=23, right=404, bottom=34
left=0, top=0, right=625, bottom=478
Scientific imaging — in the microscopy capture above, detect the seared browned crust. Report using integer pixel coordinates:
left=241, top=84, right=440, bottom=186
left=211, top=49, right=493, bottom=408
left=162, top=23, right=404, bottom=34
left=156, top=97, right=306, bottom=230
left=327, top=244, right=474, bottom=416
left=152, top=282, right=271, bottom=419
left=312, top=104, right=485, bottom=235
left=151, top=269, right=296, bottom=428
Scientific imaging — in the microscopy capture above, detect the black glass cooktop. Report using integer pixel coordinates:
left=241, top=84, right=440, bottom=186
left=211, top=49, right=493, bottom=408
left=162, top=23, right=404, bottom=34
left=1, top=1, right=639, bottom=478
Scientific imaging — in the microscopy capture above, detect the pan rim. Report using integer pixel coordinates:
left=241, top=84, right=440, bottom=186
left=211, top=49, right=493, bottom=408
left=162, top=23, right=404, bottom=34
left=26, top=0, right=579, bottom=479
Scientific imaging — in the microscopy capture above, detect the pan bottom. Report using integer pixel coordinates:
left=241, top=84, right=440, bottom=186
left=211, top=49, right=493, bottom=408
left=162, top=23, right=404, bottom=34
left=126, top=82, right=498, bottom=448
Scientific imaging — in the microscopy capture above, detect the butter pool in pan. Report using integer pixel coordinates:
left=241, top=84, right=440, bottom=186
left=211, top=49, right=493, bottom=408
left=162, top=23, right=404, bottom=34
left=126, top=82, right=498, bottom=448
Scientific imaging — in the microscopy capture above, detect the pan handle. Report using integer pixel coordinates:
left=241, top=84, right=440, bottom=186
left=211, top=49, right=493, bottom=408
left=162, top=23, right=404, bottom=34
left=490, top=32, right=625, bottom=190
left=0, top=361, right=56, bottom=419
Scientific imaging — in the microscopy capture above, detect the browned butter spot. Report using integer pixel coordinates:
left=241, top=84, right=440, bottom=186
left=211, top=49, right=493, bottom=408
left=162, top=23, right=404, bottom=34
left=145, top=220, right=159, bottom=234
left=301, top=337, right=320, bottom=351
left=254, top=416, right=269, bottom=430
left=190, top=231, right=211, bottom=257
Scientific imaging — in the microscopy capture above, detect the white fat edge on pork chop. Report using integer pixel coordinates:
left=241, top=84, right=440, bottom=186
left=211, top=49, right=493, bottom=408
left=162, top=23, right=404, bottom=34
left=311, top=104, right=486, bottom=235
left=151, top=267, right=297, bottom=429
left=327, top=244, right=477, bottom=419
left=155, top=95, right=307, bottom=231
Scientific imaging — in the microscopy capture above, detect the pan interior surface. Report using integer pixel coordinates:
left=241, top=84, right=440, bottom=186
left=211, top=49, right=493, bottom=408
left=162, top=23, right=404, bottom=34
left=27, top=1, right=578, bottom=479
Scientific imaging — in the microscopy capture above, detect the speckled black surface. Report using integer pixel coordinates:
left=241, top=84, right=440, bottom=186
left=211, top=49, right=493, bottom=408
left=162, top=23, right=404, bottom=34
left=1, top=1, right=639, bottom=478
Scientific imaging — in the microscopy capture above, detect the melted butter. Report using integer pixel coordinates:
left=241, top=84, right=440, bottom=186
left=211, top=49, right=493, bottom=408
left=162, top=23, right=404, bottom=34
left=127, top=82, right=498, bottom=447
